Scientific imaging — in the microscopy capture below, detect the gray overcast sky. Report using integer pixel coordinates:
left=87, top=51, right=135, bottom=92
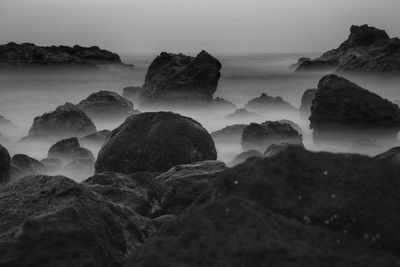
left=1, top=0, right=399, bottom=53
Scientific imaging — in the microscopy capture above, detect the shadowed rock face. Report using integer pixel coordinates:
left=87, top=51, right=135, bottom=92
left=123, top=86, right=142, bottom=102
left=29, top=103, right=97, bottom=139
left=296, top=24, right=400, bottom=73
left=9, top=154, right=46, bottom=181
left=310, top=75, right=400, bottom=130
left=299, top=88, right=317, bottom=116
left=374, top=147, right=400, bottom=166
left=139, top=51, right=221, bottom=104
left=48, top=137, right=94, bottom=163
left=0, top=175, right=154, bottom=267
left=95, top=112, right=217, bottom=174
left=77, top=91, right=134, bottom=120
left=241, top=121, right=302, bottom=152
left=0, top=144, right=10, bottom=182
left=244, top=93, right=297, bottom=113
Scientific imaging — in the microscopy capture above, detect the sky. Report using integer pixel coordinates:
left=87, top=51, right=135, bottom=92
left=0, top=0, right=399, bottom=54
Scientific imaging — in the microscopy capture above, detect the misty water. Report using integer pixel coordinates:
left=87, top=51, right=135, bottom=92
left=1, top=52, right=400, bottom=181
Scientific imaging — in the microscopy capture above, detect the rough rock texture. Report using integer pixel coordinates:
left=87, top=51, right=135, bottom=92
left=296, top=25, right=400, bottom=73
left=241, top=121, right=302, bottom=152
left=139, top=51, right=221, bottom=103
left=0, top=175, right=154, bottom=266
left=79, top=129, right=110, bottom=146
left=77, top=91, right=134, bottom=120
left=29, top=103, right=96, bottom=139
left=310, top=75, right=400, bottom=130
left=83, top=172, right=149, bottom=215
left=228, top=150, right=263, bottom=167
left=299, top=88, right=317, bottom=116
left=96, top=112, right=217, bottom=174
left=224, top=108, right=261, bottom=121
left=264, top=142, right=305, bottom=157
left=9, top=154, right=46, bottom=181
left=147, top=161, right=227, bottom=216
left=211, top=124, right=247, bottom=143
left=277, top=119, right=303, bottom=135
left=244, top=93, right=297, bottom=113
left=48, top=137, right=94, bottom=163
left=0, top=42, right=130, bottom=70
left=0, top=144, right=10, bottom=182
left=123, top=86, right=142, bottom=102
left=374, top=146, right=400, bottom=166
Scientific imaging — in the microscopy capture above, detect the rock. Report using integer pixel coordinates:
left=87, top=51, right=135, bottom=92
left=228, top=150, right=263, bottom=167
left=296, top=24, right=400, bottom=73
left=76, top=91, right=134, bottom=120
left=83, top=171, right=149, bottom=215
left=299, top=88, right=317, bottom=116
left=264, top=142, right=305, bottom=157
left=79, top=129, right=110, bottom=146
left=147, top=160, right=227, bottom=216
left=0, top=144, right=10, bottom=182
left=95, top=112, right=217, bottom=174
left=310, top=75, right=400, bottom=143
left=47, top=137, right=94, bottom=163
left=244, top=93, right=297, bottom=113
left=241, top=121, right=302, bottom=152
left=277, top=119, right=303, bottom=135
left=28, top=103, right=96, bottom=139
left=128, top=195, right=397, bottom=267
left=374, top=147, right=400, bottom=166
left=290, top=57, right=311, bottom=69
left=139, top=50, right=221, bottom=104
left=0, top=115, right=17, bottom=137
left=0, top=42, right=131, bottom=70
left=224, top=108, right=261, bottom=121
left=394, top=100, right=400, bottom=107
left=9, top=154, right=46, bottom=181
left=211, top=124, right=247, bottom=143
left=0, top=175, right=154, bottom=266
left=40, top=158, right=62, bottom=173
left=123, top=86, right=142, bottom=102
left=208, top=97, right=237, bottom=111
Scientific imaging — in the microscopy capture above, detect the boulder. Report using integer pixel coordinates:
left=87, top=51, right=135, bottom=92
left=0, top=175, right=153, bottom=266
left=228, top=150, right=263, bottom=167
left=211, top=124, right=247, bottom=143
left=76, top=91, right=134, bottom=120
left=264, top=142, right=305, bottom=157
left=9, top=154, right=46, bottom=181
left=47, top=137, right=94, bottom=163
left=296, top=24, right=400, bottom=73
left=299, top=88, right=317, bottom=116
left=244, top=93, right=297, bottom=113
left=139, top=51, right=221, bottom=104
left=277, top=119, right=303, bottom=135
left=374, top=147, right=400, bottom=166
left=148, top=160, right=227, bottom=216
left=79, top=129, right=110, bottom=146
left=0, top=144, right=10, bottom=182
left=28, top=103, right=96, bottom=139
left=224, top=108, right=261, bottom=121
left=241, top=121, right=302, bottom=152
left=95, top=112, right=217, bottom=174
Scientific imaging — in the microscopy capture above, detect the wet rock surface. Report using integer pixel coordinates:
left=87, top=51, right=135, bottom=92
left=96, top=112, right=217, bottom=174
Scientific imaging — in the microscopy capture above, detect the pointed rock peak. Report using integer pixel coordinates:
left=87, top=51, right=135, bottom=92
left=343, top=24, right=389, bottom=47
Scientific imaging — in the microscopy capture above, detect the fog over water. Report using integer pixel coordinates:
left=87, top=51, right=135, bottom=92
left=1, top=52, right=400, bottom=180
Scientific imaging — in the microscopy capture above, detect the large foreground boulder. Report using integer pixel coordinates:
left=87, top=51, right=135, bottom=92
left=95, top=112, right=217, bottom=174
left=76, top=91, right=134, bottom=120
left=0, top=175, right=154, bottom=266
left=139, top=51, right=221, bottom=104
left=29, top=103, right=96, bottom=139
left=0, top=144, right=10, bottom=182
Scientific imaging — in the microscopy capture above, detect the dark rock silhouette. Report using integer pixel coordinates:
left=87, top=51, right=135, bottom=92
left=299, top=88, right=317, bottom=116
left=244, top=93, right=297, bottom=113
left=77, top=91, right=134, bottom=120
left=139, top=51, right=221, bottom=104
left=225, top=108, right=261, bottom=121
left=211, top=124, right=247, bottom=143
left=0, top=144, right=10, bottom=182
left=374, top=146, right=400, bottom=166
left=95, top=112, right=217, bottom=174
left=9, top=154, right=46, bottom=181
left=241, top=121, right=302, bottom=152
left=148, top=160, right=226, bottom=217
left=29, top=103, right=96, bottom=139
left=0, top=42, right=131, bottom=70
left=0, top=175, right=154, bottom=266
left=296, top=25, right=400, bottom=73
left=228, top=150, right=263, bottom=167
left=48, top=137, right=94, bottom=163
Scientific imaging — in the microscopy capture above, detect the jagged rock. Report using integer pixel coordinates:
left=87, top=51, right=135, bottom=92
left=0, top=175, right=154, bottom=266
left=83, top=171, right=149, bottom=215
left=139, top=51, right=221, bottom=104
left=241, top=121, right=302, bottom=152
left=148, top=161, right=227, bottom=216
left=299, top=88, right=317, bottom=116
left=0, top=144, right=10, bottom=182
left=211, top=124, right=247, bottom=143
left=95, top=112, right=217, bottom=174
left=47, top=137, right=94, bottom=163
left=244, top=93, right=297, bottom=113
left=310, top=75, right=400, bottom=132
left=79, top=129, right=110, bottom=146
left=228, top=150, right=263, bottom=167
left=28, top=103, right=96, bottom=139
left=225, top=108, right=261, bottom=121
left=40, top=158, right=62, bottom=173
left=123, top=86, right=142, bottom=102
left=374, top=147, right=400, bottom=166
left=0, top=42, right=130, bottom=70
left=296, top=25, right=400, bottom=73
left=9, top=154, right=46, bottom=181
left=77, top=91, right=134, bottom=120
